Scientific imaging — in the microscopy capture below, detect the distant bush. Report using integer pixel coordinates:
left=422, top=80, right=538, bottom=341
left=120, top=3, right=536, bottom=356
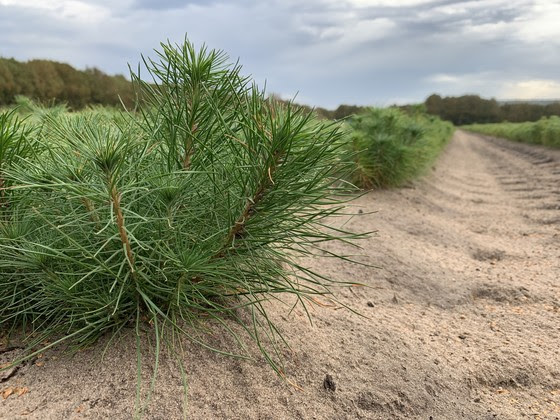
left=347, top=107, right=454, bottom=188
left=465, top=117, right=560, bottom=148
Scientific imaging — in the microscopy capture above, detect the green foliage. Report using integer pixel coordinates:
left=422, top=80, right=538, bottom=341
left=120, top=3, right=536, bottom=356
left=0, top=108, right=35, bottom=215
left=0, top=39, right=363, bottom=414
left=465, top=117, right=560, bottom=148
left=347, top=107, right=454, bottom=188
left=425, top=94, right=560, bottom=125
left=12, top=95, right=69, bottom=125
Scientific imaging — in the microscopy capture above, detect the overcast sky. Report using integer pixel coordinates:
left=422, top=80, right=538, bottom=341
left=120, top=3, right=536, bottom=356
left=0, top=0, right=559, bottom=108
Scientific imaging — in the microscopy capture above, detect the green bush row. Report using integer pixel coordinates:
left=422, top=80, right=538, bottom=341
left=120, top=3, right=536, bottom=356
left=465, top=117, right=560, bottom=148
left=346, top=107, right=455, bottom=188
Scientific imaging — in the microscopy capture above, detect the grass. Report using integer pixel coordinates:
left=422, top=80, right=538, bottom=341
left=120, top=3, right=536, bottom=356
left=464, top=117, right=560, bottom=148
left=0, top=39, right=365, bottom=416
left=346, top=107, right=454, bottom=188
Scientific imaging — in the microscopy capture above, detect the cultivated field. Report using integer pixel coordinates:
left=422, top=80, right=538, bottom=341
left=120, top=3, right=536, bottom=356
left=2, top=130, right=559, bottom=419
left=1, top=40, right=456, bottom=419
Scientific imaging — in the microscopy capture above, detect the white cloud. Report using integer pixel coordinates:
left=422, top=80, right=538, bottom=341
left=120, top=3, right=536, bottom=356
left=516, top=0, right=560, bottom=42
left=428, top=74, right=461, bottom=84
left=318, top=17, right=396, bottom=44
left=460, top=20, right=512, bottom=40
left=425, top=73, right=560, bottom=100
left=426, top=72, right=499, bottom=90
left=0, top=0, right=110, bottom=21
left=500, top=79, right=560, bottom=100
left=344, top=0, right=438, bottom=7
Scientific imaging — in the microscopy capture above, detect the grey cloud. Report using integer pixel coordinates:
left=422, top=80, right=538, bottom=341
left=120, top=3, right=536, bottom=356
left=0, top=0, right=558, bottom=108
left=134, top=0, right=211, bottom=9
left=133, top=0, right=255, bottom=10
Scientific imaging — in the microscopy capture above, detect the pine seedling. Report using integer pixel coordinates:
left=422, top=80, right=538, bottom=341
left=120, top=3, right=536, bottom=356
left=0, top=38, right=364, bottom=416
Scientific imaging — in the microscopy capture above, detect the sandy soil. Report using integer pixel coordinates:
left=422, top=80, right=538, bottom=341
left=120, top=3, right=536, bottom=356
left=1, top=130, right=560, bottom=419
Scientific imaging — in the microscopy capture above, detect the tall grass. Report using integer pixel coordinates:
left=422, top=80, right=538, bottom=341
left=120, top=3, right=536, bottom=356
left=465, top=117, right=560, bottom=148
left=0, top=39, right=364, bottom=414
left=347, top=107, right=454, bottom=188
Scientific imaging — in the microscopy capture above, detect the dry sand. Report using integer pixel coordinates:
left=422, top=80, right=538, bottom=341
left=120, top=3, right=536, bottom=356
left=1, top=130, right=559, bottom=419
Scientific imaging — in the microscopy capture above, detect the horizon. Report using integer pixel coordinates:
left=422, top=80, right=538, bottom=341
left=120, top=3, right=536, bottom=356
left=2, top=53, right=560, bottom=109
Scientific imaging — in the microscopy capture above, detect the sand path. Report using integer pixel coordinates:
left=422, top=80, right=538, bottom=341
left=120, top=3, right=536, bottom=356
left=1, top=130, right=559, bottom=419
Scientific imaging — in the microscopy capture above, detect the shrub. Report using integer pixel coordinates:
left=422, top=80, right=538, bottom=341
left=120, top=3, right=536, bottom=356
left=0, top=39, right=363, bottom=413
left=465, top=117, right=560, bottom=148
left=347, top=107, right=454, bottom=188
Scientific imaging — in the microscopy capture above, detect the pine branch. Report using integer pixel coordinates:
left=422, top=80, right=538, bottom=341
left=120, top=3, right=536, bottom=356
left=216, top=149, right=282, bottom=258
left=110, top=183, right=136, bottom=275
left=0, top=175, right=5, bottom=209
left=81, top=196, right=101, bottom=227
left=182, top=122, right=198, bottom=170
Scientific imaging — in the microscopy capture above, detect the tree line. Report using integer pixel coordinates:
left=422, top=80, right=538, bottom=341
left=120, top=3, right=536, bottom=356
left=0, top=57, right=135, bottom=109
left=6, top=57, right=557, bottom=125
left=268, top=94, right=365, bottom=120
left=425, top=94, right=560, bottom=125
left=0, top=57, right=370, bottom=119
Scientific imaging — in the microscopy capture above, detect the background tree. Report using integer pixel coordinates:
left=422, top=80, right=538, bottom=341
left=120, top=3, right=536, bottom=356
left=0, top=57, right=134, bottom=109
left=425, top=94, right=560, bottom=125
